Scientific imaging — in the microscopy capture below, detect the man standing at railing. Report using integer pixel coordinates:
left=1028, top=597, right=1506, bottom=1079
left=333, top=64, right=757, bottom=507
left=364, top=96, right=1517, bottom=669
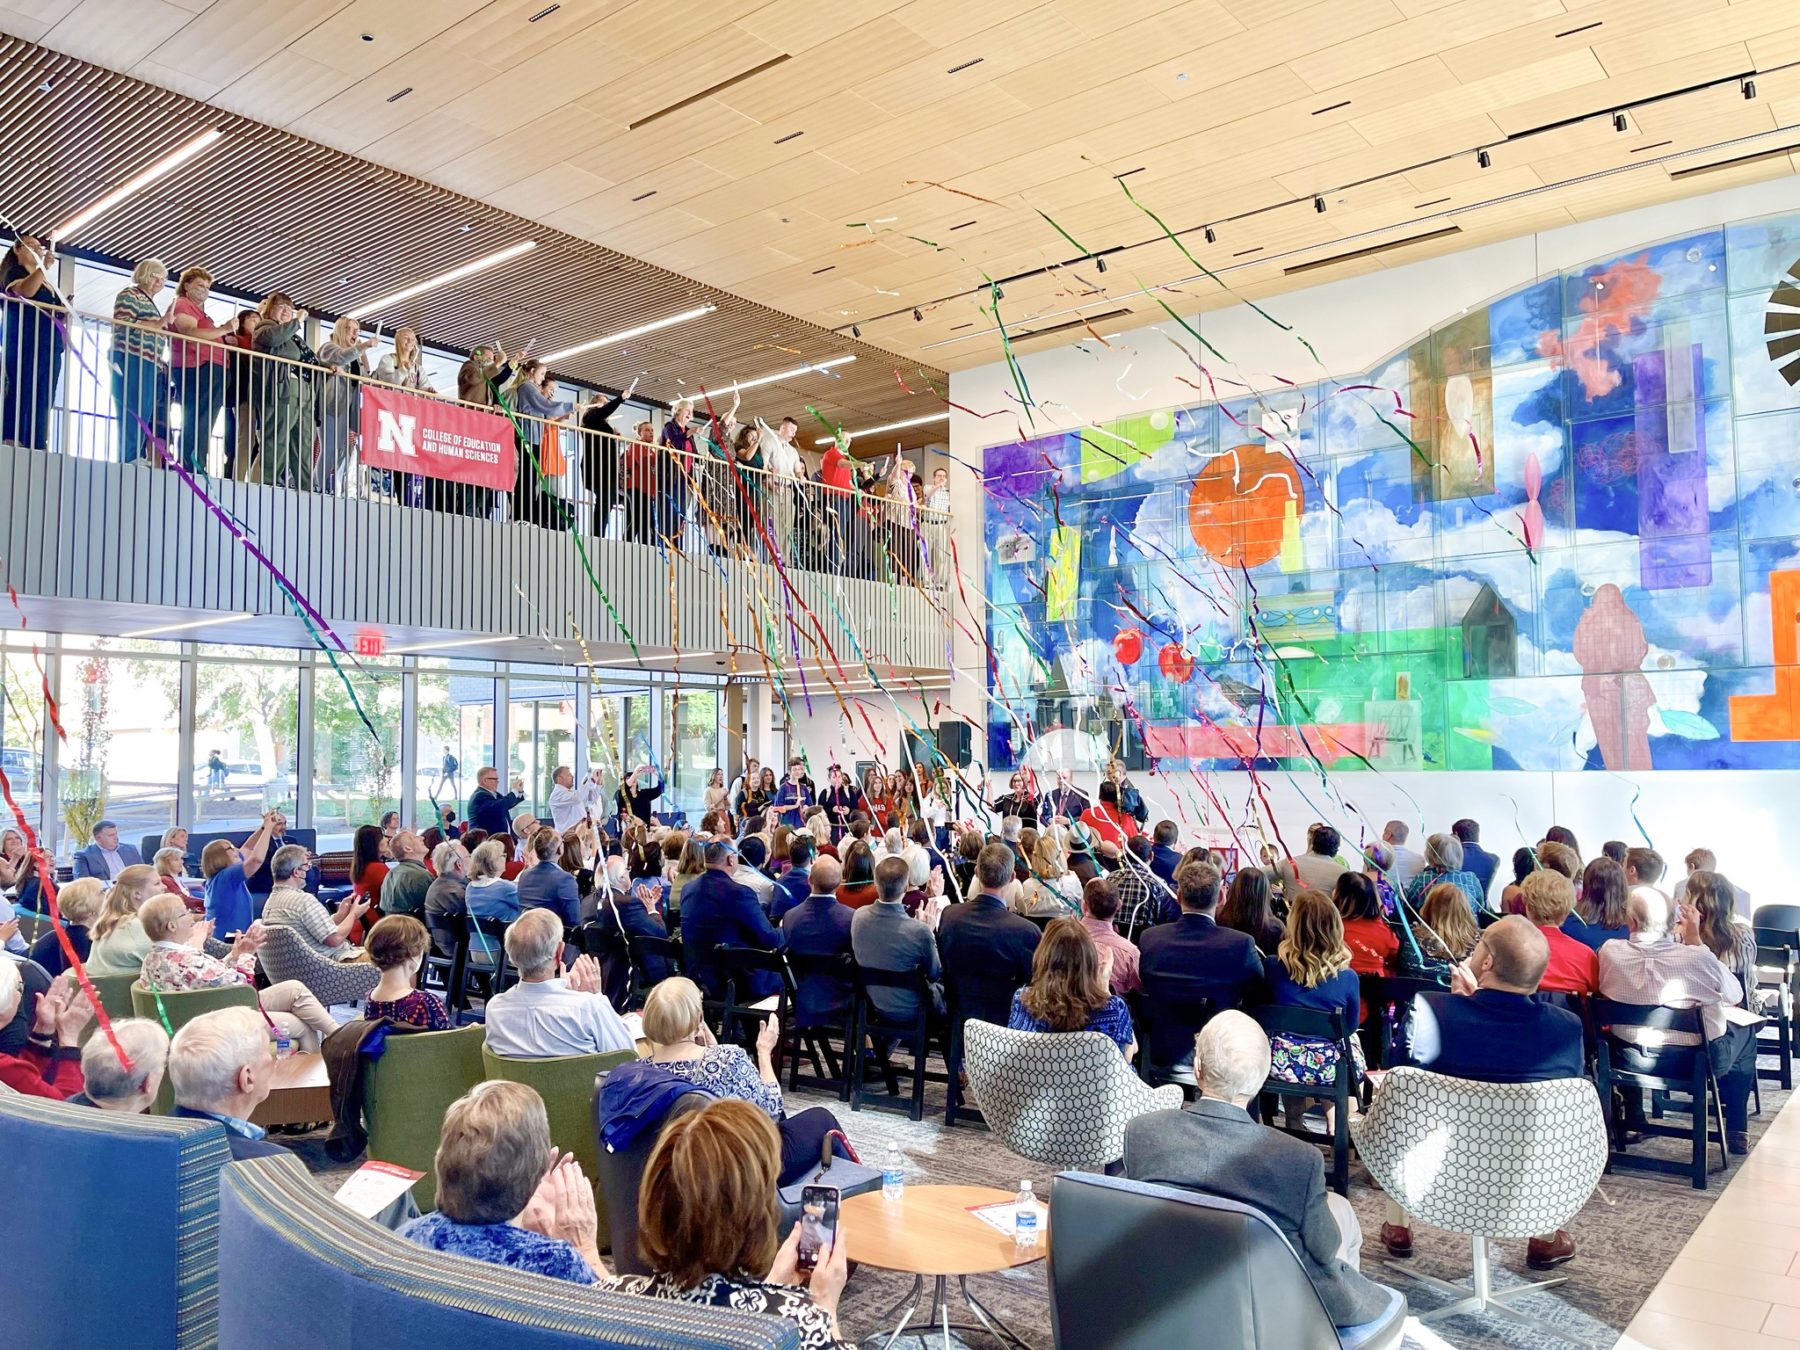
left=251, top=294, right=315, bottom=491
left=468, top=765, right=526, bottom=837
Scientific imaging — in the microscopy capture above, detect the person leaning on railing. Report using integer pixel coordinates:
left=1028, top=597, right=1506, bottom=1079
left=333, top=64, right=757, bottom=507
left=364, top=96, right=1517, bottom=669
left=221, top=307, right=261, bottom=479
left=577, top=376, right=634, bottom=539
left=508, top=358, right=575, bottom=528
left=1, top=230, right=64, bottom=452
left=112, top=257, right=169, bottom=464
left=165, top=266, right=234, bottom=474
left=317, top=316, right=378, bottom=495
left=251, top=292, right=316, bottom=490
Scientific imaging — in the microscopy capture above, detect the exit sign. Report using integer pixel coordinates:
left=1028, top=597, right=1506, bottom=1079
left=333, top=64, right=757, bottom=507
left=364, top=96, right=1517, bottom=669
left=355, top=626, right=385, bottom=657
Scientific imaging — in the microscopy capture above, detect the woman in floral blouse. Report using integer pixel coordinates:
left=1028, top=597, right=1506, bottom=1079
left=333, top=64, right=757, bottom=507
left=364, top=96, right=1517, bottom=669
left=136, top=895, right=339, bottom=1050
left=614, top=1098, right=851, bottom=1349
left=363, top=914, right=450, bottom=1030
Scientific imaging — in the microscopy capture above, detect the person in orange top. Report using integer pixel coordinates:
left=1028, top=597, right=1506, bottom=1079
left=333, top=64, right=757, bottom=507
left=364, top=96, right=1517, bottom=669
left=1520, top=870, right=1598, bottom=995
left=1078, top=781, right=1140, bottom=850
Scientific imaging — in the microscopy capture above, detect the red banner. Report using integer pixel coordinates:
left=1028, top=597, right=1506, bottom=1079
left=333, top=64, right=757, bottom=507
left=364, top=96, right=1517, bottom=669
left=358, top=383, right=515, bottom=490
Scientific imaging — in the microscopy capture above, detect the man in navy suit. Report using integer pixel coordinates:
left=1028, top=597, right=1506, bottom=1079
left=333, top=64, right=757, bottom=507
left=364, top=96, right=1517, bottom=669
left=771, top=835, right=815, bottom=922
left=936, top=843, right=1041, bottom=1029
left=1148, top=819, right=1184, bottom=887
left=1385, top=915, right=1585, bottom=1270
left=1136, top=862, right=1264, bottom=1072
left=71, top=820, right=142, bottom=881
left=1452, top=818, right=1499, bottom=905
left=515, top=826, right=582, bottom=931
left=781, top=854, right=855, bottom=1030
left=679, top=838, right=784, bottom=1000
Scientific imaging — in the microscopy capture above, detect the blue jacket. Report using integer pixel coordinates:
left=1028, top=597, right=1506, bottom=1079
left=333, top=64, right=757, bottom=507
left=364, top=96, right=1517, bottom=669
left=1150, top=843, right=1183, bottom=887
left=1137, top=912, right=1265, bottom=1067
left=781, top=893, right=855, bottom=1027
left=1404, top=988, right=1584, bottom=1083
left=593, top=894, right=671, bottom=985
left=467, top=786, right=523, bottom=836
left=771, top=865, right=812, bottom=922
left=679, top=868, right=785, bottom=999
left=597, top=1059, right=709, bottom=1153
left=72, top=842, right=143, bottom=880
left=516, top=860, right=582, bottom=931
left=772, top=780, right=814, bottom=828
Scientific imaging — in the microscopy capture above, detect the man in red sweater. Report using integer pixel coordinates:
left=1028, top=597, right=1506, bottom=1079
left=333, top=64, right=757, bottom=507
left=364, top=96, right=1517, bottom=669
left=0, top=963, right=92, bottom=1098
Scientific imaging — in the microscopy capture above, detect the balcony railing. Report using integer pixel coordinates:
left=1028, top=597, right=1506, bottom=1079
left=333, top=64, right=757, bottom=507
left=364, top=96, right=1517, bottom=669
left=0, top=294, right=952, bottom=658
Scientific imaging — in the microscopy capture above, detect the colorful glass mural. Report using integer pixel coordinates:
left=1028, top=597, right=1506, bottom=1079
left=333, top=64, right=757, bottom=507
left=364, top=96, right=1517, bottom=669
left=982, top=213, right=1800, bottom=775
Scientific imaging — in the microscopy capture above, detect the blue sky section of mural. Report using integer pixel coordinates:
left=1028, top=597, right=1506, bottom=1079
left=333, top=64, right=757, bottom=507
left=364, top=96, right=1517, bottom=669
left=982, top=212, right=1800, bottom=775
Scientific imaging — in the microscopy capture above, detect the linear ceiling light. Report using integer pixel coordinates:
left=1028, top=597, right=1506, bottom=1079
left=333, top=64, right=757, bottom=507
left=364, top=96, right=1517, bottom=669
left=386, top=636, right=518, bottom=656
left=684, top=354, right=855, bottom=394
left=540, top=304, right=717, bottom=363
left=349, top=240, right=537, bottom=318
left=52, top=127, right=225, bottom=242
left=813, top=410, right=949, bottom=445
left=121, top=611, right=255, bottom=638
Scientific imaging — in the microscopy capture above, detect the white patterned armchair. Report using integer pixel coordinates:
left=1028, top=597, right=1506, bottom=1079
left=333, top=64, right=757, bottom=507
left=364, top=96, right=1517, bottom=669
left=257, top=923, right=379, bottom=1009
left=962, top=1019, right=1183, bottom=1169
left=1352, top=1067, right=1607, bottom=1332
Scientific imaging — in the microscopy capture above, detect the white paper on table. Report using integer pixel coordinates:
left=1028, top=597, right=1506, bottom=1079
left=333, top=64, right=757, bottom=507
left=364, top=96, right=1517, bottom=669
left=335, top=1160, right=425, bottom=1218
left=1722, top=1006, right=1768, bottom=1029
left=967, top=1200, right=1043, bottom=1236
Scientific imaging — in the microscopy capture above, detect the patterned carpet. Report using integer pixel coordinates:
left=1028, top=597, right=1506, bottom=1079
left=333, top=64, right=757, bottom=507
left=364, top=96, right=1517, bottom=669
left=290, top=1062, right=1791, bottom=1349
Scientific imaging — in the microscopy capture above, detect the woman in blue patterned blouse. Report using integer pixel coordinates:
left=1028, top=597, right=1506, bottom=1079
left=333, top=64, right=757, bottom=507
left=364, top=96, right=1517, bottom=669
left=1007, top=916, right=1137, bottom=1060
left=401, top=1081, right=602, bottom=1283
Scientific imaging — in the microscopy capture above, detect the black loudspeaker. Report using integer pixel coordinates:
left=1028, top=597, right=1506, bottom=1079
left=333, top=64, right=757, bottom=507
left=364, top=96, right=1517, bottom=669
left=937, top=720, right=973, bottom=768
left=905, top=729, right=935, bottom=770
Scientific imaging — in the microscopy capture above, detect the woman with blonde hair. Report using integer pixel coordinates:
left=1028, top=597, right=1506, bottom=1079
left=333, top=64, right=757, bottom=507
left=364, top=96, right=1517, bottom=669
left=702, top=767, right=729, bottom=815
left=1266, top=890, right=1364, bottom=1087
left=639, top=976, right=847, bottom=1186
left=1397, top=881, right=1481, bottom=982
left=165, top=265, right=232, bottom=472
left=614, top=1098, right=851, bottom=1346
left=25, top=876, right=105, bottom=975
left=112, top=257, right=169, bottom=464
left=86, top=865, right=172, bottom=975
left=1016, top=831, right=1080, bottom=917
left=1007, top=916, right=1135, bottom=1058
left=667, top=835, right=706, bottom=923
left=317, top=314, right=377, bottom=494
left=151, top=843, right=193, bottom=904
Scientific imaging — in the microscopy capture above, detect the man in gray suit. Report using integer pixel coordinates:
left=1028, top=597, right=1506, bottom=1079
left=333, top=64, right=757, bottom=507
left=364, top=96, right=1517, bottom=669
left=1123, top=1010, right=1396, bottom=1329
left=72, top=820, right=143, bottom=881
left=851, top=855, right=942, bottom=1024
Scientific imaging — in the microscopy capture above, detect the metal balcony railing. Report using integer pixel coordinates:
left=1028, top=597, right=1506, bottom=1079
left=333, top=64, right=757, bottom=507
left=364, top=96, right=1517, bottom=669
left=0, top=293, right=953, bottom=661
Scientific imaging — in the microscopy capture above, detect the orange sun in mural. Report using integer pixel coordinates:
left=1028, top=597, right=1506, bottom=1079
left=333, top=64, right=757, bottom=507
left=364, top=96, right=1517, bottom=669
left=1186, top=442, right=1304, bottom=567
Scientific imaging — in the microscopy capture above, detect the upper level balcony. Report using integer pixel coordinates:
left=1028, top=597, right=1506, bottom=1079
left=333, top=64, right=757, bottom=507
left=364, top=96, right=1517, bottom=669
left=0, top=295, right=951, bottom=674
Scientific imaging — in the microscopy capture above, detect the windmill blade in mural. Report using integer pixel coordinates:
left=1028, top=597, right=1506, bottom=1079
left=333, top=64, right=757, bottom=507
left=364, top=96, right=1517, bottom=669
left=1765, top=263, right=1800, bottom=384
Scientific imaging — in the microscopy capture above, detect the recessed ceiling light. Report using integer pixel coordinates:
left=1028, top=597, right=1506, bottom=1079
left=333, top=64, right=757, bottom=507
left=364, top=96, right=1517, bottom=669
left=360, top=32, right=374, bottom=42
left=812, top=411, right=948, bottom=445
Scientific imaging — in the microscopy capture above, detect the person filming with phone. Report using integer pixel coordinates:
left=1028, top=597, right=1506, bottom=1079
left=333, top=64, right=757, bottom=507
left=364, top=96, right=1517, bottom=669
left=612, top=1097, right=852, bottom=1349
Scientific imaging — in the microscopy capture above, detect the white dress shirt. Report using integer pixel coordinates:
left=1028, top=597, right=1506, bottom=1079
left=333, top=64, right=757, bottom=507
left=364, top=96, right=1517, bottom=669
left=1598, top=936, right=1744, bottom=1046
left=548, top=779, right=605, bottom=834
left=483, top=978, right=634, bottom=1058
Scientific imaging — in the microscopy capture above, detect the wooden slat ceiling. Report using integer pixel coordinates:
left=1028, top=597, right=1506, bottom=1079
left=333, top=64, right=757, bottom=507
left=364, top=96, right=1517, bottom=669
left=8, top=0, right=1800, bottom=380
left=0, top=34, right=947, bottom=454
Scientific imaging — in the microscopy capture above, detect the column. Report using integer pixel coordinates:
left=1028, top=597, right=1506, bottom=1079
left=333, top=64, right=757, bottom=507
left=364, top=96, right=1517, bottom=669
left=399, top=658, right=418, bottom=828
left=295, top=657, right=315, bottom=832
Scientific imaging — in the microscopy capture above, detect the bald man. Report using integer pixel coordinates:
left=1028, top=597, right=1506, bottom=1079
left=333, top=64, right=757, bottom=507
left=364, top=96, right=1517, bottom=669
left=1384, top=916, right=1585, bottom=1269
left=1600, top=884, right=1756, bottom=1156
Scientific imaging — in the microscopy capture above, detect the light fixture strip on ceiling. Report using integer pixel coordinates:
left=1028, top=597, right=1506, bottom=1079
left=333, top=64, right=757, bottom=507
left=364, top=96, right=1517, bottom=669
left=539, top=304, right=717, bottom=363
left=51, top=127, right=225, bottom=242
left=813, top=411, right=949, bottom=444
left=349, top=240, right=538, bottom=318
left=682, top=354, right=855, bottom=394
left=386, top=636, right=518, bottom=656
left=121, top=611, right=256, bottom=638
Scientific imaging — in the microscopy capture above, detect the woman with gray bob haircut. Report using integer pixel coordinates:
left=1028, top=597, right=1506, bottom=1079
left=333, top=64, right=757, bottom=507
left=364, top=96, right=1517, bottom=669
left=76, top=1017, right=168, bottom=1112
left=400, top=1080, right=604, bottom=1284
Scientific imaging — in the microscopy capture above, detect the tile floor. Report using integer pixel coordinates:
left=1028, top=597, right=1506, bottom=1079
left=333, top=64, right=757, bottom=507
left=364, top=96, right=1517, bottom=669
left=1620, top=1087, right=1800, bottom=1349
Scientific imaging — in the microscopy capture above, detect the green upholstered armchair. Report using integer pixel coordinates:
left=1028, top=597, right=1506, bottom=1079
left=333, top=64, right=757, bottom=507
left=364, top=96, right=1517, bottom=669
left=362, top=1022, right=486, bottom=1210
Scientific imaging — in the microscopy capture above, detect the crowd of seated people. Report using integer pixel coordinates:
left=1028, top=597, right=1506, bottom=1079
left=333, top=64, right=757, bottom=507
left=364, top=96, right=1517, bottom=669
left=0, top=766, right=1776, bottom=1346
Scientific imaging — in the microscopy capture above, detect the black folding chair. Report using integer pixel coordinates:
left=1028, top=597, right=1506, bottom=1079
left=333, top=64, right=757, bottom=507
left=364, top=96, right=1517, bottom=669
left=421, top=912, right=469, bottom=1018
left=1754, top=942, right=1795, bottom=1093
left=718, top=945, right=796, bottom=1052
left=784, top=951, right=856, bottom=1097
left=1136, top=979, right=1242, bottom=1095
left=456, top=913, right=516, bottom=1021
left=1247, top=1006, right=1356, bottom=1196
left=848, top=963, right=944, bottom=1122
left=625, top=933, right=683, bottom=1009
left=1593, top=998, right=1727, bottom=1189
left=1360, top=975, right=1445, bottom=1069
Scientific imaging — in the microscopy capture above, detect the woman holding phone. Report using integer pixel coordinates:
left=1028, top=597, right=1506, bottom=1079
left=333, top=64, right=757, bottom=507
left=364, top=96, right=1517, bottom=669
left=613, top=1098, right=852, bottom=1348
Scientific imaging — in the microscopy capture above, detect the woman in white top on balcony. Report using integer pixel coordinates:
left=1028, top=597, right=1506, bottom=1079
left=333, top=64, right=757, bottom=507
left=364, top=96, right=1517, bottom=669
left=317, top=316, right=377, bottom=495
left=375, top=325, right=433, bottom=393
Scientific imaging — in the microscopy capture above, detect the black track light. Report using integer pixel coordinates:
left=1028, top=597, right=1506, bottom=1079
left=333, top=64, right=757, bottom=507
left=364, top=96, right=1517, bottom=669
left=1203, top=225, right=1216, bottom=244
left=1313, top=195, right=1326, bottom=214
left=1612, top=111, right=1628, bottom=132
left=1477, top=148, right=1491, bottom=169
left=912, top=307, right=923, bottom=321
left=1094, top=255, right=1107, bottom=273
left=851, top=324, right=861, bottom=338
left=1744, top=78, right=1757, bottom=99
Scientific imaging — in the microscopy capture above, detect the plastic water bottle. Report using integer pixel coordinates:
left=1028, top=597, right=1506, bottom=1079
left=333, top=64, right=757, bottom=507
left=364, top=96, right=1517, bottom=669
left=882, top=1142, right=905, bottom=1201
left=1014, top=1181, right=1039, bottom=1249
left=273, top=1030, right=292, bottom=1059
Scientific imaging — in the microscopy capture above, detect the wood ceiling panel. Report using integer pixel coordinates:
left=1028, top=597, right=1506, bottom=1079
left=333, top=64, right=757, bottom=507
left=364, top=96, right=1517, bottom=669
left=813, top=85, right=1033, bottom=177
left=1435, top=0, right=1702, bottom=85
left=41, top=0, right=192, bottom=69
left=209, top=48, right=359, bottom=126
left=0, top=3, right=76, bottom=37
left=289, top=50, right=494, bottom=151
left=857, top=5, right=1087, bottom=118
left=1487, top=44, right=1755, bottom=135
left=733, top=0, right=910, bottom=53
left=357, top=108, right=495, bottom=178
left=286, top=0, right=485, bottom=77
left=139, top=0, right=349, bottom=96
left=710, top=17, right=939, bottom=122
left=1591, top=0, right=1796, bottom=76
left=491, top=162, right=620, bottom=223
left=1350, top=48, right=1608, bottom=145
left=570, top=99, right=760, bottom=184
left=432, top=106, right=620, bottom=201
left=1289, top=0, right=1565, bottom=90
left=1147, top=0, right=1407, bottom=97
left=435, top=29, right=626, bottom=139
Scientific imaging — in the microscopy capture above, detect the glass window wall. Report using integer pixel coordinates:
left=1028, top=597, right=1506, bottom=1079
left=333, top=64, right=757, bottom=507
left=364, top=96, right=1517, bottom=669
left=191, top=646, right=301, bottom=834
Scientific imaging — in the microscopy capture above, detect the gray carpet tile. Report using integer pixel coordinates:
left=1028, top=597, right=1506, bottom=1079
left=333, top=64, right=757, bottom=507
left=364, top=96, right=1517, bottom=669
left=284, top=1056, right=1792, bottom=1349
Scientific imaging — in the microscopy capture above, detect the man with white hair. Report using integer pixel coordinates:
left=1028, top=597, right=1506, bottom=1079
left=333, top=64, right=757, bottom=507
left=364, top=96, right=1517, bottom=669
left=1381, top=820, right=1423, bottom=889
left=380, top=830, right=433, bottom=917
left=483, top=908, right=633, bottom=1058
left=1600, top=884, right=1757, bottom=1154
left=261, top=843, right=367, bottom=961
left=548, top=765, right=605, bottom=834
left=1124, top=1010, right=1395, bottom=1329
left=169, top=1006, right=287, bottom=1159
left=424, top=840, right=469, bottom=955
left=71, top=1017, right=168, bottom=1112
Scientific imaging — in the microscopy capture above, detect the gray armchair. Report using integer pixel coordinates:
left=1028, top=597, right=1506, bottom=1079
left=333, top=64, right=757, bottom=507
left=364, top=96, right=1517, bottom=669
left=256, top=922, right=379, bottom=1008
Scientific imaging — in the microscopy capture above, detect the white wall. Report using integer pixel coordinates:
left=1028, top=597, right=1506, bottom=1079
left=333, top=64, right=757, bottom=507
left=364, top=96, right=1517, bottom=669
left=942, top=172, right=1800, bottom=907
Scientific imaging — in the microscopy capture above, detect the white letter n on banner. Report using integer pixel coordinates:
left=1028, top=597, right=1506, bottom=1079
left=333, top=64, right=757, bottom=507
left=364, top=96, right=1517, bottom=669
left=377, top=410, right=418, bottom=457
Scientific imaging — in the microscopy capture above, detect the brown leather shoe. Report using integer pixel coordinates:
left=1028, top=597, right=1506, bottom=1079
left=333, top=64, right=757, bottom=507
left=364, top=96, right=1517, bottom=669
left=1380, top=1223, right=1413, bottom=1258
left=1526, top=1230, right=1575, bottom=1270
